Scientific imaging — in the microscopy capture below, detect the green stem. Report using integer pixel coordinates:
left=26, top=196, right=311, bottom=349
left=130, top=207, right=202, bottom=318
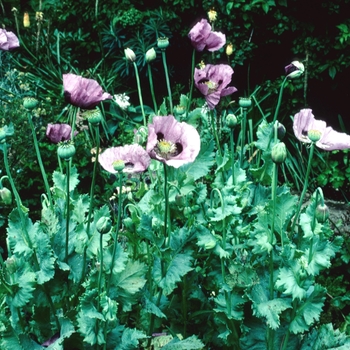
left=210, top=110, right=222, bottom=157
left=27, top=113, right=53, bottom=210
left=161, top=50, right=173, bottom=115
left=186, top=49, right=196, bottom=118
left=272, top=76, right=288, bottom=125
left=64, top=159, right=71, bottom=263
left=147, top=63, right=158, bottom=113
left=132, top=61, right=146, bottom=127
left=81, top=125, right=100, bottom=282
left=291, top=143, right=315, bottom=246
left=106, top=171, right=123, bottom=295
left=240, top=107, right=247, bottom=167
left=163, top=163, right=170, bottom=240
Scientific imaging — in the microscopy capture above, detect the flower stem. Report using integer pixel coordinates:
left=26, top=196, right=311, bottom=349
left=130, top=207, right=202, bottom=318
left=291, top=143, right=315, bottom=246
left=163, top=163, right=170, bottom=239
left=132, top=61, right=146, bottom=127
left=81, top=125, right=100, bottom=282
left=272, top=76, right=288, bottom=125
left=210, top=110, right=222, bottom=157
left=186, top=49, right=196, bottom=118
left=147, top=63, right=158, bottom=113
left=106, top=171, right=123, bottom=295
left=230, top=129, right=235, bottom=185
left=27, top=113, right=53, bottom=210
left=240, top=107, right=247, bottom=167
left=64, top=159, right=71, bottom=263
left=161, top=50, right=173, bottom=115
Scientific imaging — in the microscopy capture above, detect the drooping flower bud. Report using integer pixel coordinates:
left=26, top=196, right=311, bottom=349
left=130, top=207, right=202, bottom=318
left=57, top=141, right=76, bottom=160
left=0, top=187, right=12, bottom=205
left=271, top=142, right=287, bottom=164
left=96, top=216, right=112, bottom=234
left=226, top=114, right=237, bottom=129
left=239, top=97, right=252, bottom=108
left=23, top=12, right=30, bottom=27
left=315, top=203, right=329, bottom=223
left=285, top=61, right=304, bottom=79
left=276, top=122, right=286, bottom=140
left=124, top=48, right=136, bottom=62
left=145, top=48, right=156, bottom=63
left=0, top=128, right=7, bottom=142
left=23, top=97, right=39, bottom=110
left=157, top=37, right=169, bottom=50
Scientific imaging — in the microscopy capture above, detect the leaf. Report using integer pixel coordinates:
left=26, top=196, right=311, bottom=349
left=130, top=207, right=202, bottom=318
left=161, top=335, right=205, bottom=349
left=214, top=291, right=245, bottom=320
left=249, top=284, right=292, bottom=329
left=180, top=139, right=215, bottom=181
left=289, top=284, right=326, bottom=334
left=153, top=253, right=193, bottom=296
left=143, top=296, right=167, bottom=318
left=72, top=194, right=90, bottom=224
left=104, top=242, right=129, bottom=275
left=275, top=265, right=306, bottom=301
left=120, top=328, right=147, bottom=350
left=52, top=166, right=80, bottom=193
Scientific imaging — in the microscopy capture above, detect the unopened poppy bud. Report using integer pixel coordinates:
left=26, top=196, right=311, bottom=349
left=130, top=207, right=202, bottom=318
left=124, top=48, right=136, bottom=62
left=133, top=126, right=148, bottom=145
left=23, top=12, right=30, bottom=27
left=96, top=216, right=112, bottom=234
left=285, top=61, right=304, bottom=79
left=112, top=160, right=125, bottom=172
left=23, top=97, right=39, bottom=110
left=308, top=129, right=322, bottom=142
left=145, top=48, right=156, bottom=63
left=271, top=142, right=287, bottom=164
left=57, top=141, right=76, bottom=160
left=315, top=204, right=329, bottom=223
left=226, top=114, right=237, bottom=129
left=175, top=194, right=186, bottom=207
left=157, top=37, right=169, bottom=50
left=174, top=105, right=186, bottom=116
left=0, top=187, right=12, bottom=205
left=83, top=108, right=102, bottom=125
left=239, top=97, right=252, bottom=108
left=208, top=9, right=217, bottom=22
left=276, top=122, right=286, bottom=140
left=226, top=43, right=234, bottom=56
left=5, top=257, right=17, bottom=274
left=0, top=128, right=7, bottom=142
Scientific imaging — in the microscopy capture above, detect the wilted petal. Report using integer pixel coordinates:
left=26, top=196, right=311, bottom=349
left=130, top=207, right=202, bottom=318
left=146, top=115, right=201, bottom=168
left=317, top=127, right=350, bottom=150
left=0, top=29, right=20, bottom=50
left=46, top=123, right=73, bottom=143
left=205, top=31, right=226, bottom=52
left=63, top=73, right=112, bottom=109
left=99, top=144, right=150, bottom=174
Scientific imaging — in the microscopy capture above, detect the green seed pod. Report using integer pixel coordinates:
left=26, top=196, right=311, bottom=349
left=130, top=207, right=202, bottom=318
left=157, top=37, right=169, bottom=50
left=112, top=160, right=125, bottom=172
left=23, top=97, right=39, bottom=110
left=57, top=141, right=76, bottom=160
left=239, top=97, right=252, bottom=108
left=96, top=216, right=112, bottom=234
left=83, top=108, right=103, bottom=125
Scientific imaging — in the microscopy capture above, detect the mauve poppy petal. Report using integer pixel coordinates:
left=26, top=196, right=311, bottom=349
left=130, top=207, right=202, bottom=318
left=63, top=73, right=112, bottom=109
left=188, top=19, right=212, bottom=51
left=46, top=123, right=73, bottom=143
left=99, top=144, right=150, bottom=174
left=205, top=31, right=226, bottom=52
left=0, top=29, right=19, bottom=50
left=146, top=115, right=200, bottom=168
left=317, top=127, right=350, bottom=151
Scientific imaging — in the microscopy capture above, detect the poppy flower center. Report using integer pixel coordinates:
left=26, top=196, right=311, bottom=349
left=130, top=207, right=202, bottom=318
left=112, top=160, right=125, bottom=172
left=156, top=139, right=178, bottom=159
left=205, top=80, right=217, bottom=93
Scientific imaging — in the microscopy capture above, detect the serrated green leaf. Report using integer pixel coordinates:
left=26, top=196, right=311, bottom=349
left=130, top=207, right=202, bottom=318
left=180, top=139, right=215, bottom=181
left=120, top=328, right=147, bottom=350
left=214, top=291, right=245, bottom=320
left=249, top=284, right=292, bottom=329
left=275, top=265, right=306, bottom=301
left=52, top=166, right=80, bottom=193
left=154, top=253, right=193, bottom=296
left=290, top=284, right=326, bottom=334
left=72, top=194, right=89, bottom=224
left=11, top=270, right=36, bottom=307
left=143, top=296, right=167, bottom=318
left=104, top=242, right=128, bottom=275
left=161, top=335, right=205, bottom=349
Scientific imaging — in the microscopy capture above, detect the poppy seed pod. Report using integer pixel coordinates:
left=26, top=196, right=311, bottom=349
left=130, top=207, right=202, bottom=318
left=157, top=37, right=169, bottom=50
left=239, top=97, right=252, bottom=108
left=57, top=141, right=76, bottom=160
left=23, top=97, right=39, bottom=110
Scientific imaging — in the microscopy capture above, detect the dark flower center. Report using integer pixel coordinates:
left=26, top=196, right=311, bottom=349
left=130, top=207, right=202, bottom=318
left=155, top=132, right=183, bottom=159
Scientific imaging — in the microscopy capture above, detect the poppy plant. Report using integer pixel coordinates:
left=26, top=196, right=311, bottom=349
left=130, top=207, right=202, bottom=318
left=99, top=144, right=151, bottom=174
left=194, top=63, right=237, bottom=110
left=146, top=115, right=201, bottom=168
left=293, top=108, right=350, bottom=151
left=46, top=123, right=74, bottom=143
left=0, top=29, right=19, bottom=50
left=63, top=73, right=112, bottom=109
left=188, top=19, right=225, bottom=52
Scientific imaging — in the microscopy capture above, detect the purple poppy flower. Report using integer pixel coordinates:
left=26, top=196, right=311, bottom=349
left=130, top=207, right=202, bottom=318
left=293, top=108, right=350, bottom=151
left=46, top=123, right=74, bottom=143
left=194, top=64, right=237, bottom=110
left=63, top=73, right=112, bottom=109
left=0, top=29, right=20, bottom=50
left=188, top=19, right=225, bottom=52
left=99, top=144, right=151, bottom=174
left=146, top=115, right=201, bottom=168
